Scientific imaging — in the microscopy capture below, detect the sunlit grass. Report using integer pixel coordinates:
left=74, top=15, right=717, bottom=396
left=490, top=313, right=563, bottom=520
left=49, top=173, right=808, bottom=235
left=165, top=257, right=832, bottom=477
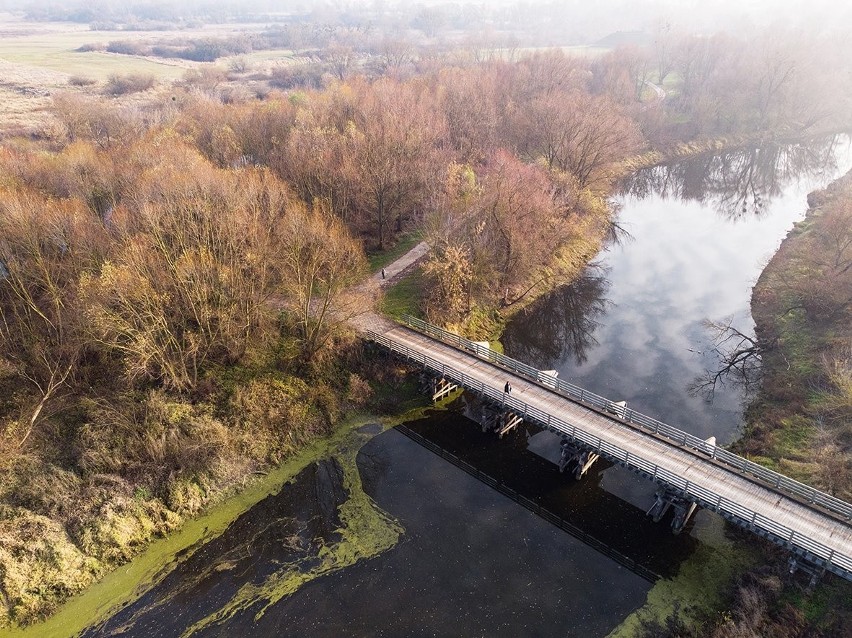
left=0, top=32, right=189, bottom=81
left=379, top=268, right=424, bottom=320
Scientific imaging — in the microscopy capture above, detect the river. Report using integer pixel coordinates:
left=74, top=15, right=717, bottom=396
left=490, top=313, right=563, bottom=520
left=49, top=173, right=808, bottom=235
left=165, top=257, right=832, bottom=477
left=79, top=137, right=852, bottom=637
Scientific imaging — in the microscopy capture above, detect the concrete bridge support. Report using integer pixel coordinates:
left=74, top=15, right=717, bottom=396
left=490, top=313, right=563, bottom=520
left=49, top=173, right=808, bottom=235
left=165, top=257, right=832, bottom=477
left=788, top=556, right=825, bottom=589
left=431, top=377, right=459, bottom=402
left=478, top=404, right=523, bottom=437
left=647, top=488, right=698, bottom=534
left=558, top=440, right=600, bottom=480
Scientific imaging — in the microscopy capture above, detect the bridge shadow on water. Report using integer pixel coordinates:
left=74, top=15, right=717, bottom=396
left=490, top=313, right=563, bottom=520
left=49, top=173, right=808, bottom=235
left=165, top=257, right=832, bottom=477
left=402, top=393, right=703, bottom=581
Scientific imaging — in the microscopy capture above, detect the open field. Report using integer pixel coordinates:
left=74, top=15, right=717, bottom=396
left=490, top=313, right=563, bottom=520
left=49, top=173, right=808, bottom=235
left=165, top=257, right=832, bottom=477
left=0, top=17, right=234, bottom=135
left=0, top=21, right=210, bottom=81
left=0, top=14, right=314, bottom=136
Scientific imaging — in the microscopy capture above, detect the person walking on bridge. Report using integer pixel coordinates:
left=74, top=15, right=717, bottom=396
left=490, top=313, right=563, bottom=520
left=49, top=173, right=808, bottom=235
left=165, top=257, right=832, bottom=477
left=504, top=381, right=512, bottom=395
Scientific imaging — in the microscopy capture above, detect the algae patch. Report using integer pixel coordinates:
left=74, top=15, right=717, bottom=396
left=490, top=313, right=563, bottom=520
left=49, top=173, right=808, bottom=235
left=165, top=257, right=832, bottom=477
left=180, top=428, right=404, bottom=636
left=0, top=414, right=408, bottom=638
left=607, top=515, right=759, bottom=637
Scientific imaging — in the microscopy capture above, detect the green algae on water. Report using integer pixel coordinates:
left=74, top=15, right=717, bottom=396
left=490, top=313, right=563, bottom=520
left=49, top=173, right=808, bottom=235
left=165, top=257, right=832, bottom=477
left=0, top=413, right=413, bottom=638
left=180, top=427, right=405, bottom=636
left=607, top=515, right=759, bottom=637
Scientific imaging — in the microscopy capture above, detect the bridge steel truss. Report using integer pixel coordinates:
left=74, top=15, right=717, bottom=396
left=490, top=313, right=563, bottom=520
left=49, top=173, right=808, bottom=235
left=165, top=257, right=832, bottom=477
left=366, top=318, right=852, bottom=583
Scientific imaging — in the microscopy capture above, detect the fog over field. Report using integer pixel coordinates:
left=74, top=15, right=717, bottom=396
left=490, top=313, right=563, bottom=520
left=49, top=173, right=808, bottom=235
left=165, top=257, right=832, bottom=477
left=2, top=0, right=850, bottom=40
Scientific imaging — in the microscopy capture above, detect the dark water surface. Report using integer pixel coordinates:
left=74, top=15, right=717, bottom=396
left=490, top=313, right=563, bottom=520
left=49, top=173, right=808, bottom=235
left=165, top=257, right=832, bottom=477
left=241, top=426, right=649, bottom=637
left=83, top=137, right=852, bottom=637
left=82, top=424, right=649, bottom=637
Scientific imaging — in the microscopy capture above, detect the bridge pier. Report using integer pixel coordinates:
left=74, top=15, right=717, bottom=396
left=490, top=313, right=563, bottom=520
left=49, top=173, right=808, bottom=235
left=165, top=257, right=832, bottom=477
left=430, top=377, right=459, bottom=402
left=788, top=556, right=826, bottom=589
left=478, top=404, right=523, bottom=437
left=647, top=488, right=698, bottom=534
left=558, top=440, right=600, bottom=480
left=498, top=412, right=523, bottom=438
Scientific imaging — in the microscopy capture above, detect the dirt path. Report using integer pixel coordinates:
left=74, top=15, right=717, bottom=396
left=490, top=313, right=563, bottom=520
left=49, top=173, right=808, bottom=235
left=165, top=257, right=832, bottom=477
left=373, top=241, right=430, bottom=289
left=348, top=241, right=430, bottom=333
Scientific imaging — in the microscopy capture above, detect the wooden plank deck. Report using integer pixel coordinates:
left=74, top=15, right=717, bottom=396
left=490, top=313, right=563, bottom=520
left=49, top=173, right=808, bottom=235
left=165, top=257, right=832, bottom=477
left=366, top=318, right=852, bottom=575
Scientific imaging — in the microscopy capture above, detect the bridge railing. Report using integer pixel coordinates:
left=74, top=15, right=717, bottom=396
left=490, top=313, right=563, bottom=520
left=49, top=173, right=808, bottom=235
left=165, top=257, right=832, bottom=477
left=399, top=314, right=852, bottom=523
left=366, top=329, right=852, bottom=578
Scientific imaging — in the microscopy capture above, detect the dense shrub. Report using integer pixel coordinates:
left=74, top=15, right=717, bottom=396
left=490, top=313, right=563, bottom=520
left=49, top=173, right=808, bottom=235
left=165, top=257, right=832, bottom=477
left=67, top=75, right=97, bottom=87
left=103, top=73, right=156, bottom=96
left=105, top=40, right=147, bottom=56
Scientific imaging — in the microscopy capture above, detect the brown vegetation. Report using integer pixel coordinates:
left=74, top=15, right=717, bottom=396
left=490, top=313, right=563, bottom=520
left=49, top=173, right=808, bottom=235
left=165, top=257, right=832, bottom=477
left=0, top=49, right=646, bottom=625
left=103, top=73, right=156, bottom=96
left=1, top=19, right=851, bottom=627
left=0, top=120, right=371, bottom=627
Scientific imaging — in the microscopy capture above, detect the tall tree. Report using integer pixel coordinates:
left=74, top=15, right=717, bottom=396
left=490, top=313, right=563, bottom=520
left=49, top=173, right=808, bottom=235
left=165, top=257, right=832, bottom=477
left=347, top=78, right=447, bottom=248
left=514, top=91, right=643, bottom=189
left=278, top=202, right=368, bottom=361
left=81, top=167, right=290, bottom=389
left=0, top=190, right=101, bottom=447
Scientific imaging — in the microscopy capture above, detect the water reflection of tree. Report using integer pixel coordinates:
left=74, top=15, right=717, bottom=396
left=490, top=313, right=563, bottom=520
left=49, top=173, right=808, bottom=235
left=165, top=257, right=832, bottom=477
left=621, top=137, right=842, bottom=221
left=689, top=318, right=767, bottom=401
left=504, top=264, right=611, bottom=366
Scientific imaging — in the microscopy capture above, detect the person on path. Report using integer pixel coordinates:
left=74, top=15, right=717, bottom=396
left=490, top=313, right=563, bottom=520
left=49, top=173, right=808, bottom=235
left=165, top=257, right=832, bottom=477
left=381, top=268, right=386, bottom=279
left=504, top=381, right=512, bottom=395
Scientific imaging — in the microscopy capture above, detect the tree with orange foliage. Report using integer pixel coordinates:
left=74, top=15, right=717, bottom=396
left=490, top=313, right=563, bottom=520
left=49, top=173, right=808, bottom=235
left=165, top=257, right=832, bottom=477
left=346, top=78, right=447, bottom=249
left=0, top=190, right=102, bottom=448
left=426, top=152, right=580, bottom=322
left=80, top=167, right=292, bottom=389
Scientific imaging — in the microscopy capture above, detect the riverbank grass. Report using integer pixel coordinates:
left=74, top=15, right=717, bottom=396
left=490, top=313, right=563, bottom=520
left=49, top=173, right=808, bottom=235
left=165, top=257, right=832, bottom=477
left=608, top=516, right=759, bottom=637
left=379, top=268, right=424, bottom=319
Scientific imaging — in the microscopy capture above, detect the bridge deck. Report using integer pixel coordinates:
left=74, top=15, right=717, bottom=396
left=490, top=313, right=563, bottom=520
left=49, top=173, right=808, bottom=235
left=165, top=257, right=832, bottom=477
left=363, top=317, right=852, bottom=578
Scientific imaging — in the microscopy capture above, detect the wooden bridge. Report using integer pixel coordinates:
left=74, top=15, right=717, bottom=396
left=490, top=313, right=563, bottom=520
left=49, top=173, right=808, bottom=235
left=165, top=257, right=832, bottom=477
left=361, top=314, right=852, bottom=583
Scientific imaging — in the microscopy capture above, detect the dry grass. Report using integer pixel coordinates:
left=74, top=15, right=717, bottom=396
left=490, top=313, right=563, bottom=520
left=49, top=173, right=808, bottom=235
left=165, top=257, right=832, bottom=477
left=0, top=17, right=306, bottom=137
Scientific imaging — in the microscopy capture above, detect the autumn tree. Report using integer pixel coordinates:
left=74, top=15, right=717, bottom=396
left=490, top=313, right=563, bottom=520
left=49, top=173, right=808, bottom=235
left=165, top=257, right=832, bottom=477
left=277, top=202, right=368, bottom=361
left=81, top=166, right=291, bottom=390
left=426, top=153, right=581, bottom=318
left=346, top=78, right=447, bottom=248
left=513, top=50, right=588, bottom=99
left=52, top=92, right=144, bottom=149
left=0, top=190, right=102, bottom=447
left=281, top=107, right=359, bottom=224
left=651, top=20, right=676, bottom=85
left=436, top=67, right=499, bottom=164
left=513, top=90, right=643, bottom=189
left=422, top=243, right=474, bottom=322
left=324, top=43, right=356, bottom=81
left=592, top=46, right=651, bottom=105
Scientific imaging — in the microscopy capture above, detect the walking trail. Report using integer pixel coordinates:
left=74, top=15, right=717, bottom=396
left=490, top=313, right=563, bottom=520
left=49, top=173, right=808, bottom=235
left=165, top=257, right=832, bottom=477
left=349, top=241, right=429, bottom=333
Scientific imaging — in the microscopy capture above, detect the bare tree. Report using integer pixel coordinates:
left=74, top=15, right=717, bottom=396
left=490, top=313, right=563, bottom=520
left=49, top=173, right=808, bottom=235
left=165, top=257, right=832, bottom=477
left=514, top=90, right=643, bottom=189
left=278, top=202, right=368, bottom=361
left=652, top=20, right=676, bottom=85
left=81, top=167, right=290, bottom=389
left=324, top=43, right=356, bottom=81
left=347, top=78, right=447, bottom=248
left=690, top=318, right=766, bottom=400
left=0, top=191, right=100, bottom=447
